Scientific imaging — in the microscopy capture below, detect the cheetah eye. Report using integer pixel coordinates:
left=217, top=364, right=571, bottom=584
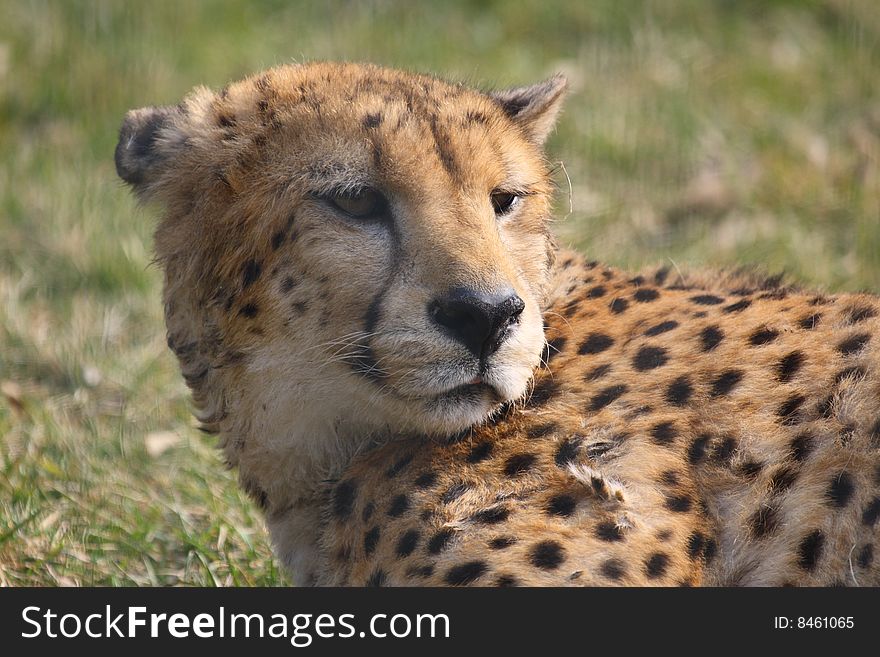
left=325, top=188, right=388, bottom=220
left=491, top=191, right=521, bottom=216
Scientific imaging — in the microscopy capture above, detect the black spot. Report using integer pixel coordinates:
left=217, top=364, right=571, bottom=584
left=489, top=536, right=517, bottom=550
left=688, top=434, right=712, bottom=465
left=595, top=521, right=624, bottom=542
left=633, top=346, right=669, bottom=371
left=562, top=300, right=581, bottom=318
left=414, top=471, right=437, bottom=489
left=691, top=294, right=724, bottom=305
left=590, top=476, right=609, bottom=497
left=586, top=437, right=622, bottom=459
left=590, top=384, right=628, bottom=411
left=789, top=433, right=813, bottom=462
left=427, top=528, right=455, bottom=555
left=777, top=394, right=806, bottom=425
left=362, top=112, right=383, bottom=129
left=528, top=378, right=559, bottom=406
left=768, top=466, right=798, bottom=494
left=645, top=320, right=679, bottom=336
left=710, top=370, right=743, bottom=397
left=835, top=366, right=866, bottom=384
left=385, top=453, right=414, bottom=478
left=546, top=494, right=577, bottom=517
left=271, top=231, right=285, bottom=250
left=713, top=436, right=738, bottom=463
left=629, top=275, right=645, bottom=285
left=396, top=530, right=420, bottom=557
left=526, top=423, right=557, bottom=439
left=529, top=540, right=566, bottom=570
left=585, top=363, right=612, bottom=381
left=242, top=259, right=262, bottom=288
left=555, top=437, right=582, bottom=467
left=239, top=303, right=259, bottom=318
left=471, top=505, right=511, bottom=524
left=586, top=285, right=607, bottom=298
left=797, top=530, right=824, bottom=571
left=332, top=480, right=357, bottom=520
left=466, top=441, right=493, bottom=463
left=578, top=333, right=615, bottom=355
left=749, top=327, right=779, bottom=346
left=364, top=526, right=380, bottom=556
left=441, top=482, right=470, bottom=504
left=749, top=505, right=779, bottom=538
left=665, top=495, right=692, bottom=513
left=861, top=497, right=880, bottom=526
left=838, top=332, right=871, bottom=356
left=776, top=351, right=805, bottom=383
left=494, top=574, right=519, bottom=587
left=650, top=421, right=677, bottom=446
left=388, top=494, right=410, bottom=517
left=634, top=288, right=660, bottom=302
left=687, top=532, right=705, bottom=559
left=280, top=276, right=296, bottom=293
left=664, top=376, right=693, bottom=406
left=544, top=336, right=567, bottom=363
left=444, top=561, right=488, bottom=586
left=654, top=267, right=670, bottom=285
left=704, top=538, right=717, bottom=563
left=600, top=558, right=626, bottom=581
left=504, top=453, right=537, bottom=476
left=464, top=109, right=490, bottom=125
left=366, top=569, right=387, bottom=587
left=798, top=313, right=822, bottom=330
left=737, top=459, right=763, bottom=480
left=645, top=552, right=669, bottom=579
left=700, top=326, right=724, bottom=351
left=848, top=305, right=877, bottom=324
left=660, top=470, right=680, bottom=486
left=361, top=502, right=375, bottom=522
left=723, top=299, right=752, bottom=313
left=857, top=543, right=874, bottom=568
left=609, top=297, right=629, bottom=314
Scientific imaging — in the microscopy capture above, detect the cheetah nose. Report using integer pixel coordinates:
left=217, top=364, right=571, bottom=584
left=430, top=287, right=525, bottom=360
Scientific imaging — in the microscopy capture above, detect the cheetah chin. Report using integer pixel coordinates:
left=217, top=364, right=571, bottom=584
left=117, top=62, right=880, bottom=587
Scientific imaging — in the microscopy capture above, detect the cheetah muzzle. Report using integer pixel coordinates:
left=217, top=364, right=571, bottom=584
left=117, top=62, right=880, bottom=587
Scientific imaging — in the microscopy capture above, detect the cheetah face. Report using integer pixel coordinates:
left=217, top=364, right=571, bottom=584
left=116, top=63, right=566, bottom=438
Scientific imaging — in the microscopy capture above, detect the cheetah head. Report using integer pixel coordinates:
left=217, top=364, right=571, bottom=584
left=116, top=62, right=566, bottom=444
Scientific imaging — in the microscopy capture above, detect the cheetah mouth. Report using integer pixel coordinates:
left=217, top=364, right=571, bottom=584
left=439, top=380, right=499, bottom=403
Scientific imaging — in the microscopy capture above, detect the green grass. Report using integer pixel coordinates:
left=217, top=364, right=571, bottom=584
left=1, top=0, right=879, bottom=585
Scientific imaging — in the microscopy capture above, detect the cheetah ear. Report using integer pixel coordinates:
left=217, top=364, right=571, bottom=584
left=490, top=74, right=568, bottom=145
left=114, top=105, right=186, bottom=198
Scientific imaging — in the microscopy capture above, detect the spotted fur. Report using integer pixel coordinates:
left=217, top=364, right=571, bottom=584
left=116, top=62, right=880, bottom=586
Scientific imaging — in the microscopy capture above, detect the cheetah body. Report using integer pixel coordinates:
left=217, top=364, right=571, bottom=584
left=324, top=257, right=880, bottom=586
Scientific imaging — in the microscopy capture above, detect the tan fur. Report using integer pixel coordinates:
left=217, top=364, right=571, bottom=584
left=116, top=62, right=880, bottom=586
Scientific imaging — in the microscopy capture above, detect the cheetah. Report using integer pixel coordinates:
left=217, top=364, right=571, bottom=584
left=115, top=62, right=880, bottom=586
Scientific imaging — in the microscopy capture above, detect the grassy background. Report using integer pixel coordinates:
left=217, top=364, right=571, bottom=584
left=1, top=0, right=879, bottom=585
